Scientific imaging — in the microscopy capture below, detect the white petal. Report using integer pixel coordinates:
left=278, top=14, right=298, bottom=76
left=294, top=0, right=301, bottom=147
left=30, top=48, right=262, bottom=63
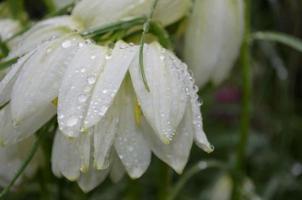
left=9, top=16, right=82, bottom=58
left=11, top=36, right=83, bottom=123
left=114, top=82, right=151, bottom=179
left=184, top=0, right=244, bottom=87
left=110, top=151, right=125, bottom=183
left=51, top=130, right=91, bottom=181
left=93, top=103, right=119, bottom=170
left=0, top=136, right=41, bottom=187
left=84, top=41, right=137, bottom=128
left=0, top=50, right=36, bottom=107
left=77, top=168, right=109, bottom=193
left=58, top=43, right=108, bottom=137
left=129, top=43, right=187, bottom=144
left=142, top=107, right=194, bottom=174
left=0, top=104, right=55, bottom=146
left=72, top=0, right=190, bottom=30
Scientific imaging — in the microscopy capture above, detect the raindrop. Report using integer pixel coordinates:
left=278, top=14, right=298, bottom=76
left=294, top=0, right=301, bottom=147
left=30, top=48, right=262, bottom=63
left=91, top=55, right=96, bottom=60
left=62, top=40, right=72, bottom=48
left=66, top=117, right=79, bottom=127
left=87, top=76, right=96, bottom=85
left=78, top=94, right=88, bottom=103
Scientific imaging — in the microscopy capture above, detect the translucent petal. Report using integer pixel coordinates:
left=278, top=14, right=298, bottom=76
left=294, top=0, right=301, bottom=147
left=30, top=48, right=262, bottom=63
left=72, top=0, right=190, bottom=30
left=142, top=107, right=193, bottom=174
left=184, top=0, right=244, bottom=87
left=114, top=82, right=151, bottom=179
left=0, top=104, right=55, bottom=146
left=51, top=130, right=91, bottom=181
left=77, top=168, right=109, bottom=193
left=93, top=103, right=119, bottom=170
left=11, top=36, right=83, bottom=123
left=0, top=136, right=41, bottom=187
left=58, top=43, right=107, bottom=137
left=129, top=43, right=187, bottom=144
left=84, top=41, right=137, bottom=128
left=9, top=16, right=82, bottom=58
left=110, top=151, right=125, bottom=183
left=0, top=50, right=36, bottom=107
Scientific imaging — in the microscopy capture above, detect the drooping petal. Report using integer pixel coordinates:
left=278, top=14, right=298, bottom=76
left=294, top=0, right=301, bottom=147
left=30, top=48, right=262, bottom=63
left=84, top=41, right=137, bottom=128
left=93, top=103, right=119, bottom=170
left=51, top=130, right=91, bottom=181
left=110, top=151, right=125, bottom=183
left=9, top=16, right=83, bottom=58
left=72, top=0, right=190, bottom=30
left=165, top=52, right=213, bottom=153
left=130, top=42, right=187, bottom=144
left=114, top=81, right=151, bottom=179
left=0, top=50, right=36, bottom=107
left=142, top=106, right=194, bottom=174
left=0, top=104, right=55, bottom=146
left=184, top=0, right=244, bottom=87
left=58, top=42, right=108, bottom=137
left=0, top=136, right=42, bottom=187
left=77, top=167, right=109, bottom=193
left=11, top=35, right=84, bottom=123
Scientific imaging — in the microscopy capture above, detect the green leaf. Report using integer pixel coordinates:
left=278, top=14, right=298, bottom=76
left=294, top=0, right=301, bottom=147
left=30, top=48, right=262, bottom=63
left=149, top=21, right=173, bottom=50
left=251, top=31, right=302, bottom=53
left=0, top=57, right=18, bottom=71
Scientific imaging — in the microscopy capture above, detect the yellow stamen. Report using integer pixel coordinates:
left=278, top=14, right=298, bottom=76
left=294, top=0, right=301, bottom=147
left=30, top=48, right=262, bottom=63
left=52, top=97, right=58, bottom=107
left=134, top=100, right=142, bottom=126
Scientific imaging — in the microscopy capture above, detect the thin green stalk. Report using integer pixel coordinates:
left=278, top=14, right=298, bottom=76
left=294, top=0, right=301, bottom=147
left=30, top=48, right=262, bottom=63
left=0, top=57, right=18, bottom=71
left=232, top=0, right=251, bottom=199
left=167, top=160, right=224, bottom=200
left=158, top=164, right=172, bottom=200
left=139, top=0, right=159, bottom=92
left=82, top=17, right=146, bottom=39
left=0, top=139, right=40, bottom=199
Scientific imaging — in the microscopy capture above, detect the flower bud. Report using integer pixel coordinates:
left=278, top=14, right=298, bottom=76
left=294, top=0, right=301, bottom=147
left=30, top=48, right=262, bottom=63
left=185, top=0, right=244, bottom=87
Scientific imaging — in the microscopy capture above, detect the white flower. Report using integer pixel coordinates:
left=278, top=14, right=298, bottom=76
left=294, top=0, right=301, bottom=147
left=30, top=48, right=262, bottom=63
left=0, top=136, right=42, bottom=187
left=184, top=0, right=244, bottom=87
left=0, top=23, right=212, bottom=192
left=0, top=19, right=21, bottom=41
left=72, top=0, right=191, bottom=30
left=49, top=40, right=212, bottom=191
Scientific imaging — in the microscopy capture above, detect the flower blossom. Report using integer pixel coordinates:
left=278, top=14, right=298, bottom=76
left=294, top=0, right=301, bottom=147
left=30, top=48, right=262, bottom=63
left=185, top=0, right=244, bottom=87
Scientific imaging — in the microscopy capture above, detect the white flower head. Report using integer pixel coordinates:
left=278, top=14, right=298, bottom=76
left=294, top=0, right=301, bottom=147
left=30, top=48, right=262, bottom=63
left=49, top=40, right=213, bottom=191
left=72, top=0, right=191, bottom=30
left=185, top=0, right=244, bottom=87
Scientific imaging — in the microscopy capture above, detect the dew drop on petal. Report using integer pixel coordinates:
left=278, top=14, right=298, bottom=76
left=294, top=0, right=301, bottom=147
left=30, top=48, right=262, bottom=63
left=62, top=40, right=72, bottom=48
left=66, top=117, right=79, bottom=127
left=78, top=94, right=88, bottom=103
left=87, top=76, right=96, bottom=85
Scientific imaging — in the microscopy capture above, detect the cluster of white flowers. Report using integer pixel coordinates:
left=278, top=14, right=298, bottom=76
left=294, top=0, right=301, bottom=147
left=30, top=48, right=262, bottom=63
left=0, top=0, right=243, bottom=192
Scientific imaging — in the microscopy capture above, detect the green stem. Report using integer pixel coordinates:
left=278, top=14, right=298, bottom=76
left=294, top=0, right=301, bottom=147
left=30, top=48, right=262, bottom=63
left=158, top=164, right=172, bottom=200
left=167, top=161, right=224, bottom=200
left=82, top=17, right=146, bottom=39
left=139, top=0, right=159, bottom=92
left=232, top=0, right=251, bottom=199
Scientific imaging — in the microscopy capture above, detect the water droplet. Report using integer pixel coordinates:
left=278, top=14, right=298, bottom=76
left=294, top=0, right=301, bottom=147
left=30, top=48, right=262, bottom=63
left=105, top=54, right=112, bottom=60
left=80, top=68, right=86, bottom=73
left=78, top=42, right=84, bottom=48
left=91, top=55, right=96, bottom=60
left=160, top=55, right=165, bottom=60
left=78, top=94, right=88, bottom=103
left=87, top=76, right=96, bottom=85
left=102, top=89, right=108, bottom=94
left=62, top=40, right=72, bottom=48
left=66, top=117, right=78, bottom=127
